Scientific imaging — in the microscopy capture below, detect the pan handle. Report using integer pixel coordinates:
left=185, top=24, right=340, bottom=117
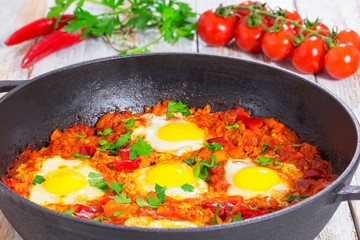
left=0, top=80, right=27, bottom=93
left=334, top=184, right=360, bottom=202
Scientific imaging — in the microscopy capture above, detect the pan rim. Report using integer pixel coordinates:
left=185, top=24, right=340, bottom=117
left=0, top=52, right=359, bottom=234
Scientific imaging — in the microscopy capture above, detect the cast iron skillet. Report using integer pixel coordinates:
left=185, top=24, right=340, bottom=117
left=0, top=53, right=360, bottom=240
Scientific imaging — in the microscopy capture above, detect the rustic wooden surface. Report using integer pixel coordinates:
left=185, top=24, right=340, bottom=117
left=0, top=0, right=359, bottom=239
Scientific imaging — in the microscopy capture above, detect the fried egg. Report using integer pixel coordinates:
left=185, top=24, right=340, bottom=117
left=133, top=114, right=204, bottom=155
left=29, top=157, right=105, bottom=205
left=225, top=159, right=290, bottom=199
left=124, top=217, right=200, bottom=228
left=132, top=160, right=208, bottom=200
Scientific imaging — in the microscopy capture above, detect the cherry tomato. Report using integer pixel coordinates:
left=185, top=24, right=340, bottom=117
left=197, top=10, right=238, bottom=46
left=291, top=36, right=327, bottom=74
left=261, top=26, right=296, bottom=61
left=303, top=23, right=330, bottom=37
left=324, top=44, right=360, bottom=79
left=269, top=10, right=302, bottom=33
left=234, top=16, right=268, bottom=53
left=336, top=29, right=360, bottom=53
left=234, top=1, right=267, bottom=18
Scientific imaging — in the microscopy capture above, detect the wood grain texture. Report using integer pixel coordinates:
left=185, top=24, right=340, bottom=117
left=0, top=0, right=359, bottom=239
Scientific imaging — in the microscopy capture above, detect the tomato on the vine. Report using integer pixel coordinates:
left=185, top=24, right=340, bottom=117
left=291, top=36, right=327, bottom=74
left=234, top=16, right=268, bottom=53
left=261, top=25, right=296, bottom=61
left=336, top=29, right=360, bottom=53
left=234, top=1, right=267, bottom=18
left=197, top=10, right=238, bottom=47
left=268, top=10, right=302, bottom=33
left=325, top=44, right=360, bottom=79
left=303, top=23, right=330, bottom=37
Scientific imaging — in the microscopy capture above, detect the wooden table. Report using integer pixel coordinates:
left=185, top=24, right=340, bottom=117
left=1, top=0, right=359, bottom=239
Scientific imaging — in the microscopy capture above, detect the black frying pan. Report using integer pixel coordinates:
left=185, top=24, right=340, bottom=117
left=0, top=53, right=359, bottom=240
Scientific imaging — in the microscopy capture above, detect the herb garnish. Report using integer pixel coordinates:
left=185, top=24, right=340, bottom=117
left=260, top=143, right=269, bottom=154
left=181, top=183, right=194, bottom=192
left=274, top=146, right=281, bottom=152
left=109, top=181, right=124, bottom=194
left=287, top=195, right=309, bottom=203
left=32, top=175, right=45, bottom=185
left=63, top=209, right=75, bottom=216
left=225, top=123, right=240, bottom=132
left=254, top=157, right=282, bottom=166
left=135, top=184, right=166, bottom=208
left=97, top=128, right=112, bottom=136
left=108, top=131, right=133, bottom=155
left=74, top=134, right=87, bottom=139
left=193, top=155, right=219, bottom=181
left=232, top=212, right=244, bottom=222
left=214, top=203, right=220, bottom=224
left=203, top=142, right=223, bottom=151
left=114, top=193, right=132, bottom=204
left=123, top=118, right=135, bottom=130
left=72, top=153, right=91, bottom=159
left=88, top=172, right=109, bottom=193
left=129, top=136, right=153, bottom=160
left=293, top=144, right=302, bottom=147
left=166, top=101, right=191, bottom=117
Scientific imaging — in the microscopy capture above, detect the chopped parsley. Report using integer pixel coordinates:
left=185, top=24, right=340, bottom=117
left=129, top=136, right=153, bottom=160
left=32, top=175, right=45, bottom=185
left=166, top=101, right=191, bottom=117
left=109, top=181, right=124, bottom=194
left=203, top=142, right=223, bottom=151
left=108, top=131, right=133, bottom=155
left=135, top=184, right=166, bottom=208
left=109, top=211, right=124, bottom=218
left=88, top=172, right=109, bottom=193
left=98, top=139, right=112, bottom=152
left=183, top=153, right=197, bottom=165
left=287, top=195, right=309, bottom=203
left=254, top=157, right=282, bottom=166
left=193, top=155, right=219, bottom=181
left=225, top=123, right=240, bottom=132
left=260, top=143, right=269, bottom=154
left=97, top=128, right=112, bottom=136
left=74, top=134, right=87, bottom=139
left=123, top=118, right=135, bottom=130
left=214, top=203, right=220, bottom=224
left=181, top=183, right=194, bottom=192
left=72, top=153, right=91, bottom=159
left=274, top=146, right=281, bottom=152
left=114, top=193, right=132, bottom=204
left=232, top=212, right=244, bottom=222
left=293, top=144, right=302, bottom=147
left=63, top=209, right=75, bottom=216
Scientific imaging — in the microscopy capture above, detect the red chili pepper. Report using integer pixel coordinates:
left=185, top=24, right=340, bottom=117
left=21, top=28, right=86, bottom=68
left=73, top=205, right=97, bottom=219
left=235, top=208, right=268, bottom=219
left=119, top=149, right=131, bottom=160
left=303, top=168, right=326, bottom=179
left=5, top=15, right=74, bottom=46
left=208, top=137, right=227, bottom=145
left=113, top=158, right=141, bottom=171
left=238, top=116, right=264, bottom=130
left=80, top=146, right=96, bottom=157
left=203, top=202, right=234, bottom=216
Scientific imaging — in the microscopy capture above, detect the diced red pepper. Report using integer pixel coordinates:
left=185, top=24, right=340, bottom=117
left=235, top=208, right=268, bottom=219
left=113, top=158, right=141, bottom=171
left=96, top=196, right=114, bottom=210
left=79, top=146, right=96, bottom=157
left=303, top=168, right=326, bottom=179
left=119, top=149, right=131, bottom=160
left=203, top=202, right=234, bottom=216
left=73, top=205, right=97, bottom=219
left=235, top=107, right=250, bottom=118
left=239, top=116, right=264, bottom=130
left=208, top=137, right=227, bottom=145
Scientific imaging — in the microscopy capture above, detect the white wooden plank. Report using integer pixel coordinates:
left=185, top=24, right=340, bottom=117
left=0, top=210, right=21, bottom=240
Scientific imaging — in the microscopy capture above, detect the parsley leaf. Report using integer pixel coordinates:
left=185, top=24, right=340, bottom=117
left=88, top=172, right=102, bottom=178
left=147, top=194, right=162, bottom=208
left=135, top=198, right=150, bottom=207
left=181, top=183, right=194, bottom=192
left=203, top=142, right=223, bottom=151
left=129, top=136, right=153, bottom=159
left=155, top=184, right=167, bottom=203
left=184, top=158, right=195, bottom=164
left=72, top=153, right=91, bottom=159
left=88, top=172, right=109, bottom=193
left=97, top=128, right=112, bottom=136
left=225, top=123, right=240, bottom=132
left=254, top=157, right=282, bottom=166
left=32, top=175, right=45, bottom=185
left=274, top=146, right=281, bottom=152
left=135, top=184, right=166, bottom=208
left=214, top=203, right=220, bottom=224
left=110, top=210, right=124, bottom=218
left=74, top=134, right=87, bottom=139
left=232, top=212, right=244, bottom=222
left=63, top=209, right=75, bottom=216
left=108, top=131, right=133, bottom=155
left=123, top=118, right=134, bottom=130
left=287, top=195, right=309, bottom=203
left=293, top=144, right=302, bottom=147
left=166, top=101, right=191, bottom=117
left=114, top=193, right=132, bottom=203
left=109, top=181, right=124, bottom=194
left=260, top=143, right=269, bottom=154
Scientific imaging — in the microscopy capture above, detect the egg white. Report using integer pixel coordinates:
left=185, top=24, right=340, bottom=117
left=124, top=217, right=201, bottom=228
left=29, top=157, right=105, bottom=205
left=131, top=160, right=208, bottom=200
left=132, top=114, right=204, bottom=156
left=225, top=159, right=290, bottom=199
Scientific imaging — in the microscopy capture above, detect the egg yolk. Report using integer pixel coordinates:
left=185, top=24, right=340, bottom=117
left=145, top=163, right=195, bottom=187
left=157, top=122, right=203, bottom=141
left=233, top=167, right=281, bottom=191
left=42, top=169, right=87, bottom=195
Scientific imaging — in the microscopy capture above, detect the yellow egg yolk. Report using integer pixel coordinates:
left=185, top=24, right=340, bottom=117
left=42, top=169, right=87, bottom=195
left=145, top=163, right=195, bottom=187
left=157, top=122, right=203, bottom=141
left=233, top=167, right=281, bottom=191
